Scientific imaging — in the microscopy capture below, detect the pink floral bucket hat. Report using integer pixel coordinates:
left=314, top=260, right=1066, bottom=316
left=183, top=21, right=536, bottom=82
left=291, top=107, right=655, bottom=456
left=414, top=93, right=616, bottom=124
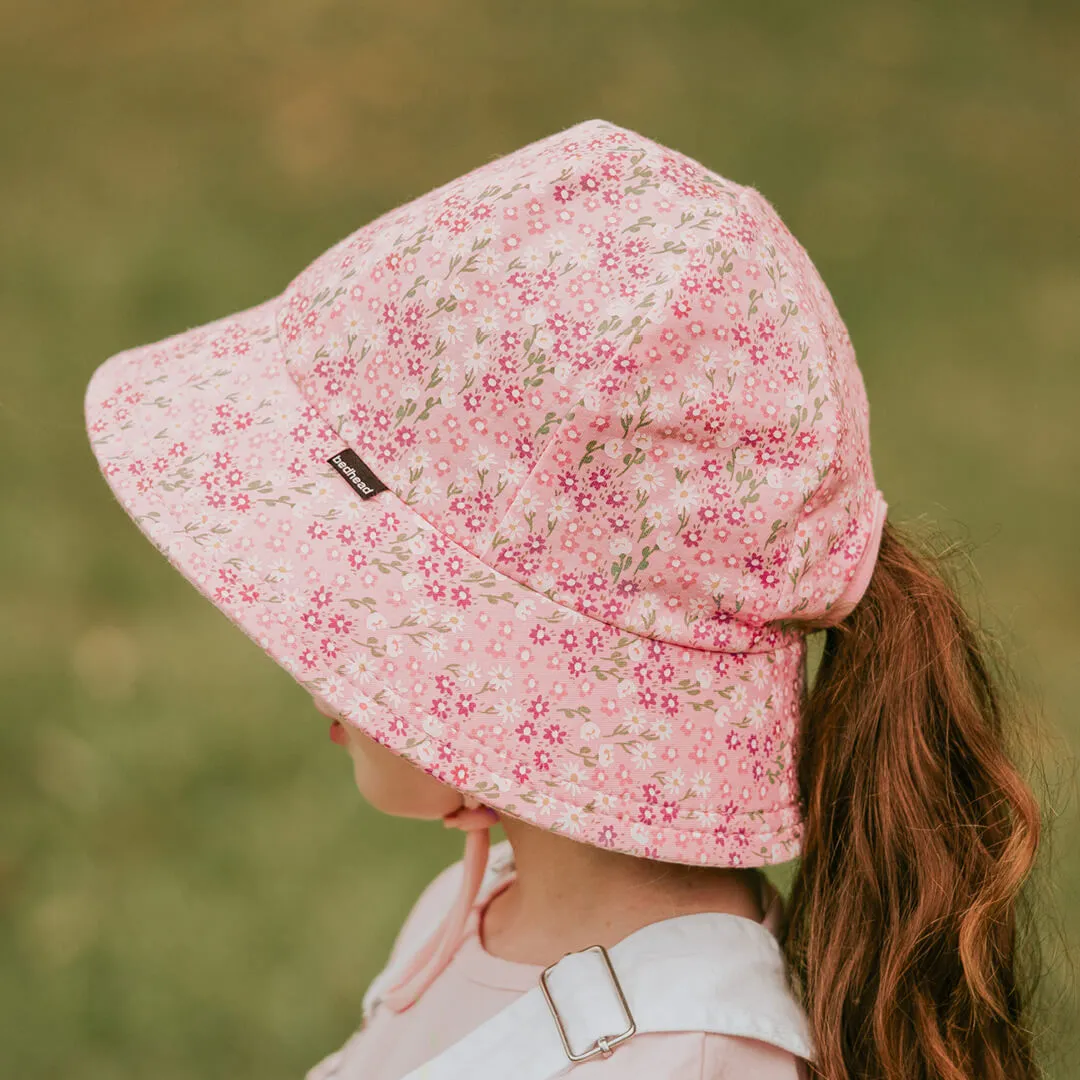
left=85, top=118, right=887, bottom=875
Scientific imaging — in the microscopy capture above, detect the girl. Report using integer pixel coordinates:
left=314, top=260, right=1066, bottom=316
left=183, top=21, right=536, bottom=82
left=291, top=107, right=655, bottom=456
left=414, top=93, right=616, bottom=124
left=84, top=118, right=1042, bottom=1078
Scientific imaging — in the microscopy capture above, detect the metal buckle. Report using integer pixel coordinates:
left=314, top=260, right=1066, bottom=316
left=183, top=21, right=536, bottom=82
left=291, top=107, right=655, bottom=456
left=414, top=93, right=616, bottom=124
left=539, top=944, right=637, bottom=1062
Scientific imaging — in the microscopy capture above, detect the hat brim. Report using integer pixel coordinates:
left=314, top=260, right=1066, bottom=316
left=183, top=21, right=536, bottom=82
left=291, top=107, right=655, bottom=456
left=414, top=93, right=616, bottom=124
left=85, top=294, right=806, bottom=867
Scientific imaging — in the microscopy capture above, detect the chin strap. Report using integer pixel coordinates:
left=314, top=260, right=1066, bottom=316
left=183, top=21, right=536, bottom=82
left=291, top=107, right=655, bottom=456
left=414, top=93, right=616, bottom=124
left=380, top=799, right=499, bottom=1013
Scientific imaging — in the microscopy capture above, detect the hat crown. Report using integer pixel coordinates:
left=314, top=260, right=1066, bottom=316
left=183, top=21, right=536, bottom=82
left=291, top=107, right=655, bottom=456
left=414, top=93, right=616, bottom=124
left=275, top=119, right=881, bottom=653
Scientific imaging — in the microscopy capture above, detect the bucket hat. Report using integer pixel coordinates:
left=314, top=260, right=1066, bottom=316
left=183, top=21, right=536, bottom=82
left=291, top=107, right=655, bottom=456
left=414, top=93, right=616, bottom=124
left=85, top=118, right=886, bottom=873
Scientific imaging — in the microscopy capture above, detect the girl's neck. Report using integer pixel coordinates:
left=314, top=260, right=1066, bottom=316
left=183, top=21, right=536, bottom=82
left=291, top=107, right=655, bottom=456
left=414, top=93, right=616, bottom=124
left=478, top=815, right=768, bottom=967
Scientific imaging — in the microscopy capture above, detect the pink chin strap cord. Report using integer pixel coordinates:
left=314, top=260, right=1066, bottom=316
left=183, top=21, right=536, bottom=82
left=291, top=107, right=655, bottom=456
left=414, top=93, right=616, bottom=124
left=380, top=799, right=500, bottom=1012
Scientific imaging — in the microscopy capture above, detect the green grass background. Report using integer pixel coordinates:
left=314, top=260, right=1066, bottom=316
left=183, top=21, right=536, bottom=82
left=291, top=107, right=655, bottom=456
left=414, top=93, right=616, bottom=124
left=1, top=0, right=1077, bottom=1075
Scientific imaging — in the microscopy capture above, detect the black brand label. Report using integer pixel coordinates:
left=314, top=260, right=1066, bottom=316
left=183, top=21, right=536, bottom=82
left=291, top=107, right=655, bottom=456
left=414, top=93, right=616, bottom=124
left=327, top=448, right=388, bottom=500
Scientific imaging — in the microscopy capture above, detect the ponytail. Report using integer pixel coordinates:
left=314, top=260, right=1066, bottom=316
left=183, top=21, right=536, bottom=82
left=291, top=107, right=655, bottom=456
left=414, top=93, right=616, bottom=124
left=783, top=518, right=1044, bottom=1079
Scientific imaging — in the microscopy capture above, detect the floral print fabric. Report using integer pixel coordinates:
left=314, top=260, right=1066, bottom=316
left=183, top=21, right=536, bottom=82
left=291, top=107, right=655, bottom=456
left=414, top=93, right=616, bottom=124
left=84, top=119, right=885, bottom=867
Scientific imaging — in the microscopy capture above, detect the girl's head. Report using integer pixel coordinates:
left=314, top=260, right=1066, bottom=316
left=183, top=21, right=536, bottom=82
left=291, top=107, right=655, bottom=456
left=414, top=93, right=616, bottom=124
left=86, top=119, right=1046, bottom=1078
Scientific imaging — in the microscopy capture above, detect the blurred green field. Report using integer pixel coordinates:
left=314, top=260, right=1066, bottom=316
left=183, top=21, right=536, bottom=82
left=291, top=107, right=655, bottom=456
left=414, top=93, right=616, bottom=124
left=1, top=1, right=1077, bottom=1076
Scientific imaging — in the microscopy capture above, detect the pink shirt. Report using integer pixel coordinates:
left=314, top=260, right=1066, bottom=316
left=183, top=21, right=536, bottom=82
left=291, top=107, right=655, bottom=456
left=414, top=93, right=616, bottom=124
left=307, top=849, right=811, bottom=1079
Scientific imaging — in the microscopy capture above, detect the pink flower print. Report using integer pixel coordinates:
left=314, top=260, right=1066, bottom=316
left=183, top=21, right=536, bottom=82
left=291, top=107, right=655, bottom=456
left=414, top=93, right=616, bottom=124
left=574, top=490, right=600, bottom=514
left=557, top=570, right=583, bottom=596
left=415, top=555, right=439, bottom=577
left=515, top=720, right=539, bottom=744
left=585, top=569, right=606, bottom=592
left=642, top=782, right=661, bottom=805
left=533, top=748, right=553, bottom=771
left=526, top=696, right=550, bottom=720
left=543, top=723, right=567, bottom=746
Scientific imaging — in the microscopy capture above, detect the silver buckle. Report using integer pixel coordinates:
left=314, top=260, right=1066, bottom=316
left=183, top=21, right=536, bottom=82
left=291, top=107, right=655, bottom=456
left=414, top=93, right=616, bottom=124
left=539, top=944, right=637, bottom=1062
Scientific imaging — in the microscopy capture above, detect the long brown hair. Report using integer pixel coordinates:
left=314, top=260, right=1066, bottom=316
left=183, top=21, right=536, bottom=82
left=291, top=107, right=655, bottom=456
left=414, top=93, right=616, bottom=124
left=783, top=518, right=1045, bottom=1079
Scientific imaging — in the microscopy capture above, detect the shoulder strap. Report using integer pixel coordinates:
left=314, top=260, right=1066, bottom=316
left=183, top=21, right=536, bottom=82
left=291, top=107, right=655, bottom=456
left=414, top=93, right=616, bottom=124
left=399, top=907, right=815, bottom=1079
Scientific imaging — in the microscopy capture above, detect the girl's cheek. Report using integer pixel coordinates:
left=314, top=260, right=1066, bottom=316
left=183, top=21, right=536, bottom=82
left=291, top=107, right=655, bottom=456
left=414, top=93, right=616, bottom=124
left=345, top=731, right=461, bottom=819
